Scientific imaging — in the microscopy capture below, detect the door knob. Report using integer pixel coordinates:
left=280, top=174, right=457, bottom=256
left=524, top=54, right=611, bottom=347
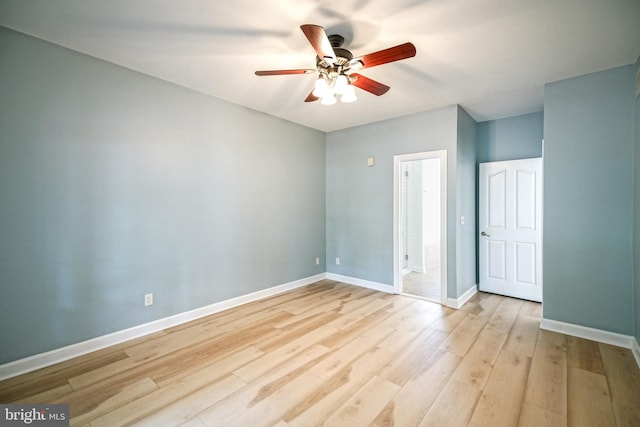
left=481, top=231, right=490, bottom=237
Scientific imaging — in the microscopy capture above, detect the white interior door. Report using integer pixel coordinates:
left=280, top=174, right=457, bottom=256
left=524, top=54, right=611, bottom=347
left=479, top=158, right=542, bottom=302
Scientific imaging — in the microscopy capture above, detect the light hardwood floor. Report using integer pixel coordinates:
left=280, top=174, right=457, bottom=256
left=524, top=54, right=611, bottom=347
left=1, top=280, right=639, bottom=426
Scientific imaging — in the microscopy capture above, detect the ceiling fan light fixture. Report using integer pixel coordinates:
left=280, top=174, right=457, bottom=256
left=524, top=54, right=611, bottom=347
left=255, top=24, right=416, bottom=105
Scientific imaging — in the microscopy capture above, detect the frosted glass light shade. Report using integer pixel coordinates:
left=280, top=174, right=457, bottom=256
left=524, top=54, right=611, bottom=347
left=313, top=78, right=328, bottom=97
left=321, top=94, right=337, bottom=105
left=335, top=74, right=348, bottom=95
left=341, top=85, right=357, bottom=103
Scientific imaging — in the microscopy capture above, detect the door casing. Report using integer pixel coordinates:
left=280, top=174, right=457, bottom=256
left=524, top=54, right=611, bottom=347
left=393, top=150, right=447, bottom=304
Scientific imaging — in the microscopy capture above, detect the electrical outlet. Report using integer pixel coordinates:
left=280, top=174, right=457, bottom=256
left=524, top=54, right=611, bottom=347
left=144, top=293, right=153, bottom=306
left=316, top=257, right=320, bottom=265
left=336, top=257, right=340, bottom=265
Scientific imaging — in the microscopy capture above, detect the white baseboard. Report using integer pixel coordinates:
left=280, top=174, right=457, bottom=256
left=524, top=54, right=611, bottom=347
left=325, top=273, right=394, bottom=294
left=633, top=337, right=640, bottom=370
left=0, top=273, right=326, bottom=381
left=540, top=318, right=640, bottom=369
left=447, top=284, right=478, bottom=309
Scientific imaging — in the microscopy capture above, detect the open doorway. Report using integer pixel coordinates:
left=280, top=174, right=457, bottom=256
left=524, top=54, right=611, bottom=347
left=394, top=150, right=447, bottom=304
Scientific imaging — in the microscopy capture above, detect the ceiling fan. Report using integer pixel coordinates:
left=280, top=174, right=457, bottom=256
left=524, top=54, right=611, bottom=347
left=255, top=24, right=416, bottom=105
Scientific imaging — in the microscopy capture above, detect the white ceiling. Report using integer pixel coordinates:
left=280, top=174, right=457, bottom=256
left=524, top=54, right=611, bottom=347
left=1, top=0, right=639, bottom=132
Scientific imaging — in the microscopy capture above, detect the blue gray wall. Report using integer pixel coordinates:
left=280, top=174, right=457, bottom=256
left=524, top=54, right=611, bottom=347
left=456, top=107, right=478, bottom=297
left=325, top=105, right=477, bottom=300
left=543, top=65, right=636, bottom=335
left=326, top=106, right=457, bottom=289
left=0, top=27, right=326, bottom=364
left=635, top=58, right=640, bottom=345
left=477, top=112, right=543, bottom=163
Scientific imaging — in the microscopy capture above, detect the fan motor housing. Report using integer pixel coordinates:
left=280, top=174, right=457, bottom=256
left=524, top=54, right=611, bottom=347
left=317, top=35, right=353, bottom=68
left=328, top=34, right=345, bottom=48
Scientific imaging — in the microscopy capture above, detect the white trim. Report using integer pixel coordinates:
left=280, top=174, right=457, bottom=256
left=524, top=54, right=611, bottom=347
left=446, top=284, right=478, bottom=309
left=633, top=337, right=640, bottom=370
left=0, top=273, right=326, bottom=381
left=631, top=337, right=640, bottom=368
left=393, top=150, right=448, bottom=305
left=409, top=265, right=425, bottom=274
left=325, top=273, right=394, bottom=294
left=540, top=319, right=638, bottom=362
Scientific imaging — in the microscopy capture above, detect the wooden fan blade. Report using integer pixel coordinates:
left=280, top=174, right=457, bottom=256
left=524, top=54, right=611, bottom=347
left=354, top=42, right=416, bottom=69
left=350, top=74, right=390, bottom=96
left=304, top=91, right=319, bottom=102
left=255, top=69, right=315, bottom=76
left=300, top=24, right=336, bottom=64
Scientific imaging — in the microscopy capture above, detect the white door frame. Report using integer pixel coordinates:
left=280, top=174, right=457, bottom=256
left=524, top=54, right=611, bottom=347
left=393, top=150, right=447, bottom=304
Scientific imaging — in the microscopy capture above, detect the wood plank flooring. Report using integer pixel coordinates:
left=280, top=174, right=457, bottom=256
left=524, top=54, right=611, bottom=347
left=1, top=280, right=639, bottom=426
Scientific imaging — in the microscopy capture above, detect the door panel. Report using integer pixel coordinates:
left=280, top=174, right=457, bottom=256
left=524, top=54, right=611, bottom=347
left=515, top=242, right=536, bottom=285
left=488, top=240, right=506, bottom=280
left=488, top=170, right=507, bottom=228
left=479, top=158, right=542, bottom=302
left=516, top=170, right=536, bottom=229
